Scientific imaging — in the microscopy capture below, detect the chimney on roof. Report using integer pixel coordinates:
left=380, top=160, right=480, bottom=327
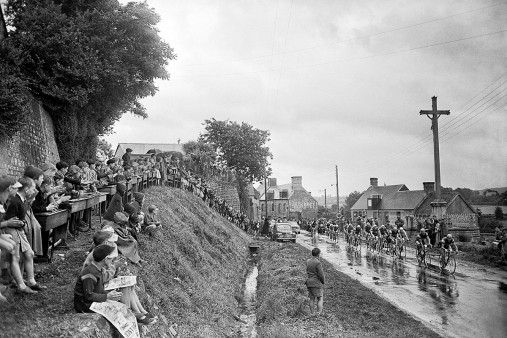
left=370, top=178, right=378, bottom=187
left=423, top=182, right=435, bottom=194
left=268, top=178, right=277, bottom=187
left=291, top=176, right=302, bottom=186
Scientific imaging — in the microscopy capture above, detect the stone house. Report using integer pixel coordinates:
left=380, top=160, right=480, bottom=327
left=351, top=178, right=479, bottom=239
left=257, top=176, right=318, bottom=219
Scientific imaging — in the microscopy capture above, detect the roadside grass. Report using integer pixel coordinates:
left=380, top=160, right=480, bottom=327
left=256, top=241, right=441, bottom=338
left=0, top=186, right=251, bottom=338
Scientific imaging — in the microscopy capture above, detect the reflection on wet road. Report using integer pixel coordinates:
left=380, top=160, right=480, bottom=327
left=298, top=231, right=507, bottom=338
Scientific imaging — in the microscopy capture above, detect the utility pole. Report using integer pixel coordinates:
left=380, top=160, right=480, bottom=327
left=419, top=96, right=450, bottom=218
left=324, top=188, right=327, bottom=214
left=264, top=176, right=268, bottom=220
left=335, top=165, right=339, bottom=216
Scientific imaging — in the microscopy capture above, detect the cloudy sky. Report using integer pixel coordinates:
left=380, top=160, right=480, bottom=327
left=109, top=0, right=506, bottom=197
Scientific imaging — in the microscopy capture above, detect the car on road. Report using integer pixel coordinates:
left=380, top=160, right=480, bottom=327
left=271, top=222, right=297, bottom=243
left=288, top=221, right=300, bottom=234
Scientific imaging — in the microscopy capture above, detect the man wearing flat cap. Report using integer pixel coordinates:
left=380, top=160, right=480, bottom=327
left=122, top=148, right=133, bottom=168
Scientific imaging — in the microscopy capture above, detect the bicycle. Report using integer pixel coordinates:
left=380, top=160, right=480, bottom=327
left=438, top=249, right=458, bottom=274
left=353, top=234, right=362, bottom=255
left=416, top=244, right=430, bottom=267
left=395, top=237, right=407, bottom=259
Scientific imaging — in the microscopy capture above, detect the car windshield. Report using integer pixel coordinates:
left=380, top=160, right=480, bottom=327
left=277, top=224, right=292, bottom=233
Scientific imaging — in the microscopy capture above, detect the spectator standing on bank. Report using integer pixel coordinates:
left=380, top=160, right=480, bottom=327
left=122, top=148, right=133, bottom=168
left=306, top=247, right=325, bottom=315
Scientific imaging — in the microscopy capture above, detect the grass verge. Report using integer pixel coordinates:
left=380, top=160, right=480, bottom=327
left=0, top=186, right=251, bottom=338
left=255, top=240, right=442, bottom=338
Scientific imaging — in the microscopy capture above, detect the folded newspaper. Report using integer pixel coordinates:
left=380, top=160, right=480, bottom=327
left=104, top=276, right=137, bottom=290
left=90, top=300, right=139, bottom=338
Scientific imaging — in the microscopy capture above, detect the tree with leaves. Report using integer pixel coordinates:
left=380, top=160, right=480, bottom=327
left=345, top=191, right=363, bottom=210
left=96, top=138, right=114, bottom=159
left=199, top=119, right=272, bottom=217
left=2, top=0, right=175, bottom=162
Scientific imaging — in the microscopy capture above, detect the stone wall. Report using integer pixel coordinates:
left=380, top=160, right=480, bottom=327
left=0, top=98, right=60, bottom=176
left=207, top=176, right=241, bottom=213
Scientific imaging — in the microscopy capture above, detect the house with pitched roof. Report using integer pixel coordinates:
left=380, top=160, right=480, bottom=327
left=351, top=178, right=479, bottom=238
left=257, top=176, right=318, bottom=219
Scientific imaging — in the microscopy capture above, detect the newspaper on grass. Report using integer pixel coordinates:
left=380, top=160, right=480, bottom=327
left=104, top=275, right=137, bottom=290
left=90, top=300, right=140, bottom=338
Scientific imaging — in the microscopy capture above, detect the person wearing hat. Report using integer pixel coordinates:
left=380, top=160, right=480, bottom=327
left=81, top=233, right=156, bottom=324
left=74, top=244, right=123, bottom=313
left=143, top=205, right=161, bottom=234
left=415, top=227, right=431, bottom=252
left=122, top=148, right=133, bottom=168
left=103, top=182, right=127, bottom=222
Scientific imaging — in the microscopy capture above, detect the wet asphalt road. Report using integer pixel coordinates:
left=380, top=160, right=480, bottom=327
left=297, top=230, right=507, bottom=338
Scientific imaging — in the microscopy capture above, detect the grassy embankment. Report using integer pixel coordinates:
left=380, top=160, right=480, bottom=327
left=255, top=241, right=442, bottom=338
left=0, top=186, right=251, bottom=338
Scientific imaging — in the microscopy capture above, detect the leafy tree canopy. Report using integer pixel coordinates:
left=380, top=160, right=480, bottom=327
left=199, top=118, right=272, bottom=182
left=182, top=140, right=218, bottom=166
left=2, top=0, right=175, bottom=162
left=345, top=191, right=363, bottom=210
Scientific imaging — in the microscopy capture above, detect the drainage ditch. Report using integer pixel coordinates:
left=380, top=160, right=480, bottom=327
left=238, top=245, right=260, bottom=337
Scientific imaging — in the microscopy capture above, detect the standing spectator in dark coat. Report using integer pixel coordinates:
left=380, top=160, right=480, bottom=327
left=305, top=247, right=325, bottom=315
left=122, top=148, right=133, bottom=168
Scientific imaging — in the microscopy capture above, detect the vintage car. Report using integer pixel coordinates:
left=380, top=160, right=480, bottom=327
left=271, top=222, right=297, bottom=243
left=288, top=221, right=300, bottom=234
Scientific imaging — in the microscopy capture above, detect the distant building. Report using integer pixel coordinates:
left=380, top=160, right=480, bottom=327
left=114, top=143, right=183, bottom=160
left=480, top=187, right=507, bottom=197
left=257, top=176, right=318, bottom=219
left=351, top=178, right=479, bottom=239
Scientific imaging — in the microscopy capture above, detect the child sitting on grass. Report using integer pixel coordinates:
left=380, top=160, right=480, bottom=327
left=143, top=205, right=162, bottom=234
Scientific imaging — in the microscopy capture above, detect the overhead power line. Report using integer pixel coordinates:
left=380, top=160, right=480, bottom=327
left=178, top=2, right=506, bottom=67
left=175, top=29, right=507, bottom=78
left=341, top=75, right=506, bottom=173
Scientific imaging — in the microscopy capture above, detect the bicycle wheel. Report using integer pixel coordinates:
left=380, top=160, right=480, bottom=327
left=447, top=254, right=457, bottom=274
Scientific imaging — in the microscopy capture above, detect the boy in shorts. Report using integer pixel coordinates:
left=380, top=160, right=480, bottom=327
left=305, top=248, right=325, bottom=315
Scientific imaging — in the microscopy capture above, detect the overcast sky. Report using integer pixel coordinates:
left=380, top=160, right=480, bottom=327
left=109, top=0, right=506, bottom=197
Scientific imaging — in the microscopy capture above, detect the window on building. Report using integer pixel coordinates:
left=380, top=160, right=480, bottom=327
left=280, top=190, right=288, bottom=198
left=267, top=191, right=274, bottom=200
left=261, top=203, right=265, bottom=212
left=283, top=203, right=286, bottom=212
left=278, top=204, right=281, bottom=213
left=271, top=203, right=274, bottom=211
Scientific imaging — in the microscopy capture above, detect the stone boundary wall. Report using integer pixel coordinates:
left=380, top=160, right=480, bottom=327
left=207, top=176, right=241, bottom=213
left=0, top=97, right=60, bottom=177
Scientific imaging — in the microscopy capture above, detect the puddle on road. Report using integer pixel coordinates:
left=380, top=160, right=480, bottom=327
left=238, top=258, right=258, bottom=338
left=300, top=232, right=507, bottom=338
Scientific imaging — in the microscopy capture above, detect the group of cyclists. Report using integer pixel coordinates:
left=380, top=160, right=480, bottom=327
left=305, top=215, right=459, bottom=272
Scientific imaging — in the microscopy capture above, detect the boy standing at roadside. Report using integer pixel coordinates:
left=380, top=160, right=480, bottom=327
left=305, top=247, right=325, bottom=316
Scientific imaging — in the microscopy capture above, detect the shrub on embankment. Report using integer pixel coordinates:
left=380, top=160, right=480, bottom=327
left=0, top=186, right=251, bottom=338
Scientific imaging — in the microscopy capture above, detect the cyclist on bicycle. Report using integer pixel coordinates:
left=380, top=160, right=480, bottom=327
left=439, top=234, right=458, bottom=269
left=354, top=224, right=362, bottom=240
left=415, top=228, right=431, bottom=250
left=364, top=221, right=372, bottom=236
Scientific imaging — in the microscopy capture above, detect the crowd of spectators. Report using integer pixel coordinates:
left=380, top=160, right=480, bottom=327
left=0, top=148, right=256, bottom=326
